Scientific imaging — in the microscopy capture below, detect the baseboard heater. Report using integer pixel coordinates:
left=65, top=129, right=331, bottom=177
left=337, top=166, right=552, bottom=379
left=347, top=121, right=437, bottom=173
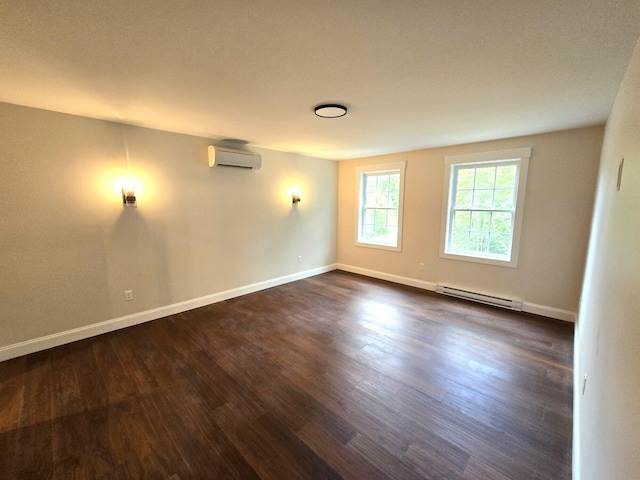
left=435, top=285, right=523, bottom=311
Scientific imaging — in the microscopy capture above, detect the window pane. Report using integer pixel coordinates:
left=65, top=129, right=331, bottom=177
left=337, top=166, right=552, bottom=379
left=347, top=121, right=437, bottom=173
left=365, top=191, right=377, bottom=207
left=364, top=209, right=375, bottom=224
left=455, top=189, right=472, bottom=208
left=494, top=188, right=514, bottom=209
left=471, top=211, right=491, bottom=232
left=364, top=224, right=375, bottom=239
left=451, top=231, right=468, bottom=251
left=374, top=209, right=387, bottom=225
left=489, top=233, right=511, bottom=256
left=375, top=226, right=389, bottom=238
left=473, top=189, right=494, bottom=209
left=475, top=167, right=495, bottom=189
left=496, top=165, right=516, bottom=188
left=390, top=174, right=400, bottom=193
left=386, top=227, right=398, bottom=243
left=491, top=212, right=512, bottom=233
left=384, top=191, right=393, bottom=207
left=469, top=232, right=489, bottom=253
left=388, top=209, right=398, bottom=227
left=457, top=168, right=475, bottom=189
left=390, top=191, right=399, bottom=208
left=378, top=175, right=390, bottom=194
left=453, top=211, right=470, bottom=231
left=366, top=175, right=377, bottom=194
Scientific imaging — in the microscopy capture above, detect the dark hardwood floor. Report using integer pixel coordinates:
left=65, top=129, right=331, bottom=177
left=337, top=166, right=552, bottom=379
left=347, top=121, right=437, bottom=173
left=0, top=271, right=574, bottom=479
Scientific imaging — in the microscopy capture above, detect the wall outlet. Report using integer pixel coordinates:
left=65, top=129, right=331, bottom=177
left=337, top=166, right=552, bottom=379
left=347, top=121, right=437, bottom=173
left=124, top=290, right=134, bottom=301
left=297, top=255, right=302, bottom=263
left=418, top=263, right=425, bottom=271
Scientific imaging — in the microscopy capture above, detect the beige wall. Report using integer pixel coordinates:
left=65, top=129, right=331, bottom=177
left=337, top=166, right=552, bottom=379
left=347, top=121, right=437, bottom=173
left=337, top=126, right=603, bottom=316
left=0, top=103, right=337, bottom=351
left=575, top=38, right=640, bottom=480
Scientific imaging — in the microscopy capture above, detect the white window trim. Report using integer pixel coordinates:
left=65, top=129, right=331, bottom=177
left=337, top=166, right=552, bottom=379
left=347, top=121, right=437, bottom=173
left=355, top=161, right=406, bottom=251
left=439, top=147, right=531, bottom=268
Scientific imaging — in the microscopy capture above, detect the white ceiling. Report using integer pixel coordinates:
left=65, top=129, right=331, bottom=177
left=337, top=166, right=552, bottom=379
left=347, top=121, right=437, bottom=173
left=2, top=1, right=639, bottom=160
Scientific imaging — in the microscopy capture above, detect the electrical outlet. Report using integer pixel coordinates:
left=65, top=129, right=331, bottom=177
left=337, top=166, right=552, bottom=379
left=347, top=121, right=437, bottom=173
left=297, top=255, right=302, bottom=263
left=124, top=290, right=134, bottom=301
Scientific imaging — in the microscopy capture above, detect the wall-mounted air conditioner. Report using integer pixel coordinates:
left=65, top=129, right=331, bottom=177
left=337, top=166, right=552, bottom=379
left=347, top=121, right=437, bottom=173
left=208, top=145, right=261, bottom=170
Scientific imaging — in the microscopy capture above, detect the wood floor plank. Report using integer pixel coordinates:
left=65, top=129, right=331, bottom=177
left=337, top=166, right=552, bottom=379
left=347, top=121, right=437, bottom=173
left=462, top=456, right=513, bottom=480
left=297, top=420, right=388, bottom=480
left=0, top=271, right=573, bottom=479
left=404, top=441, right=468, bottom=480
left=109, top=395, right=184, bottom=479
left=148, top=389, right=259, bottom=479
left=91, top=337, right=139, bottom=405
left=0, top=356, right=25, bottom=476
left=173, top=389, right=261, bottom=479
left=10, top=352, right=54, bottom=479
left=51, top=408, right=114, bottom=479
left=347, top=432, right=425, bottom=480
left=188, top=350, right=266, bottom=422
left=213, top=402, right=337, bottom=480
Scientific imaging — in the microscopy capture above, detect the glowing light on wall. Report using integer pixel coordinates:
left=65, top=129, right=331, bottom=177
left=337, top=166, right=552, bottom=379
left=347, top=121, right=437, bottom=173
left=121, top=182, right=137, bottom=208
left=291, top=185, right=301, bottom=205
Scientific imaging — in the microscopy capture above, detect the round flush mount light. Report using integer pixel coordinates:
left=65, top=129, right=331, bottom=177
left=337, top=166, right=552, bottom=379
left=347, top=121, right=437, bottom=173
left=314, top=104, right=348, bottom=118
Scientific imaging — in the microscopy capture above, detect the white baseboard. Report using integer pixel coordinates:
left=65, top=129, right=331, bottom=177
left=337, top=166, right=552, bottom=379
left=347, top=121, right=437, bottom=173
left=337, top=263, right=438, bottom=291
left=0, top=264, right=337, bottom=362
left=2, top=262, right=575, bottom=362
left=336, top=263, right=576, bottom=323
left=573, top=330, right=581, bottom=480
left=521, top=302, right=576, bottom=323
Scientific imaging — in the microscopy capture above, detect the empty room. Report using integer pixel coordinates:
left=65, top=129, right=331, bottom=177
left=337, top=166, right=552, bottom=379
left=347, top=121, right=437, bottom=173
left=1, top=2, right=639, bottom=479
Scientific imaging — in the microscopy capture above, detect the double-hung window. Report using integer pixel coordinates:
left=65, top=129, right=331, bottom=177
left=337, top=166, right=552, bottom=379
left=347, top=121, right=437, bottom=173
left=356, top=161, right=406, bottom=251
left=440, top=147, right=530, bottom=267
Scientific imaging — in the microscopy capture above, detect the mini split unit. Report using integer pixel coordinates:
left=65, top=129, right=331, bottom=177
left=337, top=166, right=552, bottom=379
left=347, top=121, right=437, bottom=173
left=208, top=145, right=261, bottom=170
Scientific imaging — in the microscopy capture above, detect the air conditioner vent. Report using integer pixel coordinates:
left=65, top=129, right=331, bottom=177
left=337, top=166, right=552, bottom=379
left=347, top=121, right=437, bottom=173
left=208, top=145, right=261, bottom=170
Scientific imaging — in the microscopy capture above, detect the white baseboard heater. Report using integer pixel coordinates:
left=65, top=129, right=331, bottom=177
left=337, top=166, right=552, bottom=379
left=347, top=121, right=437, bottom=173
left=435, top=285, right=523, bottom=311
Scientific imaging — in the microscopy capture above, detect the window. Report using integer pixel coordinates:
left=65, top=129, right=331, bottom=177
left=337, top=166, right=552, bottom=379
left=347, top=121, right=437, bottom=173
left=356, top=161, right=406, bottom=250
left=440, top=147, right=530, bottom=267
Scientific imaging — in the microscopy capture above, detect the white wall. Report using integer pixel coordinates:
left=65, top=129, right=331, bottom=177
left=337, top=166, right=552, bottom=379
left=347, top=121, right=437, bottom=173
left=337, top=127, right=603, bottom=319
left=574, top=38, right=640, bottom=480
left=0, top=103, right=337, bottom=358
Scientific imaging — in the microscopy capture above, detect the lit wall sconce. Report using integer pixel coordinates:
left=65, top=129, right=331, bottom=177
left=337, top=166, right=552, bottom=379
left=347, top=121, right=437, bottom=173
left=122, top=185, right=137, bottom=208
left=291, top=186, right=301, bottom=205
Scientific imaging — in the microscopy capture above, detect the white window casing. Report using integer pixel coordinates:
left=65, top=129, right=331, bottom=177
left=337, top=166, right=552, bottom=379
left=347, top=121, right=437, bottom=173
left=355, top=161, right=407, bottom=251
left=440, top=147, right=531, bottom=268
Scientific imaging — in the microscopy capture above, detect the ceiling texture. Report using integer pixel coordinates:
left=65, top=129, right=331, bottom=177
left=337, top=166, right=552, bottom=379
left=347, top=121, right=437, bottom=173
left=2, top=1, right=639, bottom=159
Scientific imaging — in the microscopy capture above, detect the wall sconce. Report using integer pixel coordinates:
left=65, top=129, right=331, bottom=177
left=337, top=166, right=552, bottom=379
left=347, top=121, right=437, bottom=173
left=122, top=185, right=137, bottom=208
left=291, top=186, right=301, bottom=205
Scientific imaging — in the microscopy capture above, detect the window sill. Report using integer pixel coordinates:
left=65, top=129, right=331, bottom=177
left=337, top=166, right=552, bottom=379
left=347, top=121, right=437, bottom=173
left=356, top=241, right=402, bottom=252
left=440, top=251, right=518, bottom=268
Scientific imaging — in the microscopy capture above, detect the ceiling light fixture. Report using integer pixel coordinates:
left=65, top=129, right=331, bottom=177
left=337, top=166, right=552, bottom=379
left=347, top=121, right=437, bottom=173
left=314, top=104, right=348, bottom=118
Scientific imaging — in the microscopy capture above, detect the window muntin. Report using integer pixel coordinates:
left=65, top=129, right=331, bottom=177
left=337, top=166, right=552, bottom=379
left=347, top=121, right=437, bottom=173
left=356, top=161, right=406, bottom=251
left=441, top=148, right=530, bottom=267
